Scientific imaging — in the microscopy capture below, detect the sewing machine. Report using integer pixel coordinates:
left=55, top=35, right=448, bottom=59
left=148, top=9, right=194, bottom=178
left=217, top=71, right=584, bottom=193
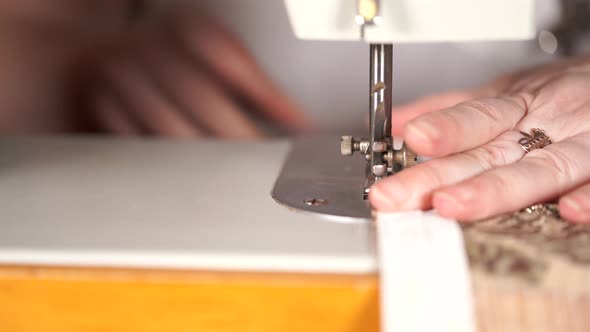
left=273, top=0, right=535, bottom=221
left=3, top=2, right=588, bottom=332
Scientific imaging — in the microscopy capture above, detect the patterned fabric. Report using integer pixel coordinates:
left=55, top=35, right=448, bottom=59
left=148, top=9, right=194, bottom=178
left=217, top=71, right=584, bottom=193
left=463, top=205, right=590, bottom=290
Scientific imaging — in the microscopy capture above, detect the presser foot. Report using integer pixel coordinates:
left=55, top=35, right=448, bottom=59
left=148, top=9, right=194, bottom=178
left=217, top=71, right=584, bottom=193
left=341, top=135, right=417, bottom=199
left=271, top=136, right=418, bottom=222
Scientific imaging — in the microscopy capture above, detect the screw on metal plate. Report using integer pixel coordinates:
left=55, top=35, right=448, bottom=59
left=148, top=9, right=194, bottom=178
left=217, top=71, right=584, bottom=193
left=304, top=198, right=328, bottom=206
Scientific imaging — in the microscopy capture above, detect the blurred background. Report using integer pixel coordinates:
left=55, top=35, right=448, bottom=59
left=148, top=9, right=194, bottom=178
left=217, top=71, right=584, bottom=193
left=3, top=0, right=589, bottom=136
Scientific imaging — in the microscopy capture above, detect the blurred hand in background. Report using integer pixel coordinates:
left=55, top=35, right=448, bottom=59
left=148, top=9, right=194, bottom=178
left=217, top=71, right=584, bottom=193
left=0, top=0, right=310, bottom=137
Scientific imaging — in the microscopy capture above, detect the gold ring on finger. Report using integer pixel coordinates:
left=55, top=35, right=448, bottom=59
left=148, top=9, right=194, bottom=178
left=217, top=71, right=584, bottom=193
left=518, top=128, right=552, bottom=153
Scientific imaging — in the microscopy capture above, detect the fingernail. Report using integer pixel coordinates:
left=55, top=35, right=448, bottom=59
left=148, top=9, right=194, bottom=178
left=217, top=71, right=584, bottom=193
left=561, top=197, right=582, bottom=213
left=451, top=187, right=476, bottom=202
left=369, top=183, right=405, bottom=210
left=433, top=192, right=464, bottom=216
left=406, top=121, right=440, bottom=142
left=560, top=197, right=590, bottom=224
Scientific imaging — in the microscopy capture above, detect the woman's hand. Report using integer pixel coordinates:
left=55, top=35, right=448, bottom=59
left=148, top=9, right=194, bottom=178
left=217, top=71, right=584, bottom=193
left=369, top=55, right=590, bottom=224
left=81, top=1, right=310, bottom=138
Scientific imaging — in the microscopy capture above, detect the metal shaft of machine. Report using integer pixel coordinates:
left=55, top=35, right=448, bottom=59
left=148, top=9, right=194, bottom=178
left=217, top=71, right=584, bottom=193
left=369, top=43, right=393, bottom=179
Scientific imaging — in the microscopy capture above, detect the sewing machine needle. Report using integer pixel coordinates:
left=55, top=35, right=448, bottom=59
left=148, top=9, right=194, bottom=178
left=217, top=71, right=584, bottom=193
left=368, top=43, right=393, bottom=178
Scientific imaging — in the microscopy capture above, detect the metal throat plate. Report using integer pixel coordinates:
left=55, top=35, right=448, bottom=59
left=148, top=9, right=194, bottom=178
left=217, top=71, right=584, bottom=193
left=272, top=136, right=371, bottom=223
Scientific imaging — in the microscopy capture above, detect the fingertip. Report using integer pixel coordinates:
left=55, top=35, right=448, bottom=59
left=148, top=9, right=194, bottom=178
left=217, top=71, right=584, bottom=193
left=391, top=101, right=437, bottom=137
left=293, top=116, right=317, bottom=134
left=432, top=191, right=465, bottom=219
left=404, top=120, right=441, bottom=156
left=368, top=185, right=395, bottom=211
left=403, top=111, right=471, bottom=158
left=391, top=123, right=405, bottom=138
left=391, top=91, right=474, bottom=137
left=370, top=177, right=417, bottom=212
left=560, top=197, right=590, bottom=224
left=391, top=104, right=427, bottom=137
left=273, top=101, right=314, bottom=132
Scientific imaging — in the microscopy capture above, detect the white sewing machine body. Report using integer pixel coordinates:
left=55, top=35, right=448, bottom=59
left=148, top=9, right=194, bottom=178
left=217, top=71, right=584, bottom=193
left=284, top=0, right=535, bottom=43
left=0, top=137, right=376, bottom=274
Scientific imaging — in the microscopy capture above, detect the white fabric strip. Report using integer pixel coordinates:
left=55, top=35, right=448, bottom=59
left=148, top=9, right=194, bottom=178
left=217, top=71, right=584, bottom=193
left=376, top=211, right=476, bottom=332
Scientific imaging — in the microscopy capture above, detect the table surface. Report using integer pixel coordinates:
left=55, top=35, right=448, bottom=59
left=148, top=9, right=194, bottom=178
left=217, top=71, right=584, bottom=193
left=0, top=137, right=376, bottom=274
